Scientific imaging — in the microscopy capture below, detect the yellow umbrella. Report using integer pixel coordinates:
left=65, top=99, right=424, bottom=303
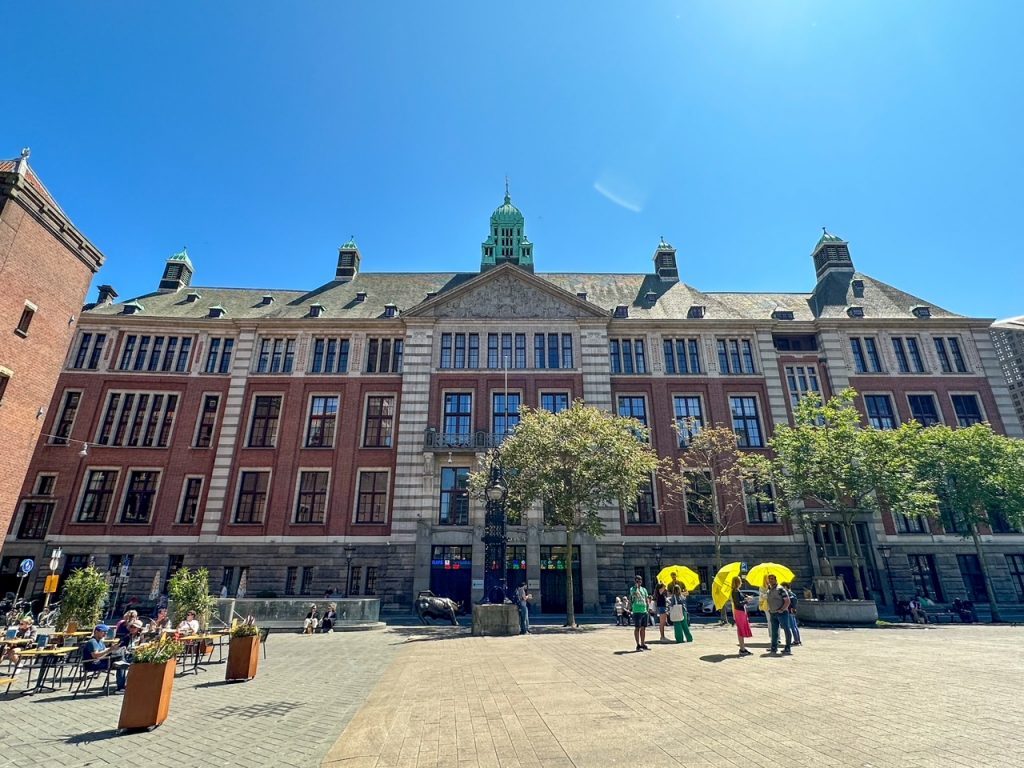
left=712, top=562, right=743, bottom=610
left=745, top=562, right=796, bottom=588
left=656, top=565, right=700, bottom=592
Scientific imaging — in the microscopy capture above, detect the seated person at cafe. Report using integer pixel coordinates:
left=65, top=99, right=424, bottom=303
left=146, top=607, right=170, bottom=635
left=113, top=619, right=144, bottom=692
left=177, top=610, right=200, bottom=635
left=115, top=609, right=139, bottom=641
left=3, top=615, right=37, bottom=663
left=84, top=624, right=114, bottom=672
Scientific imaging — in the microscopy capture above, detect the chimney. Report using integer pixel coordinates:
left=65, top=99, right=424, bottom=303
left=336, top=238, right=361, bottom=282
left=653, top=237, right=679, bottom=283
left=96, top=284, right=119, bottom=306
left=158, top=248, right=194, bottom=292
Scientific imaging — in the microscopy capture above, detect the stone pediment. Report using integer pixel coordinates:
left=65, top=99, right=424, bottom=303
left=406, top=265, right=607, bottom=320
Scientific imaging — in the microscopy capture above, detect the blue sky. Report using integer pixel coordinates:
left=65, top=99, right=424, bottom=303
left=8, top=2, right=1022, bottom=319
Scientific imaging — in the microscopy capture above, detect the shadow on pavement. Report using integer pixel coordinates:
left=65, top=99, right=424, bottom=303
left=699, top=654, right=744, bottom=663
left=387, top=624, right=600, bottom=644
left=65, top=729, right=122, bottom=744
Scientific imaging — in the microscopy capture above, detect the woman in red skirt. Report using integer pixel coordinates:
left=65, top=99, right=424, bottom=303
left=731, top=576, right=753, bottom=656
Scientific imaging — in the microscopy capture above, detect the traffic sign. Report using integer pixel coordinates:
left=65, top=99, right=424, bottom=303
left=19, top=558, right=34, bottom=574
left=44, top=574, right=59, bottom=594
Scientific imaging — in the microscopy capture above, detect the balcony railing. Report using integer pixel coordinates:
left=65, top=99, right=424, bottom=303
left=423, top=428, right=503, bottom=452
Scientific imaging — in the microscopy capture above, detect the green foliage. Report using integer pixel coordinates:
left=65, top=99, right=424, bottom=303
left=58, top=566, right=109, bottom=631
left=133, top=633, right=184, bottom=664
left=230, top=616, right=260, bottom=637
left=167, top=567, right=216, bottom=627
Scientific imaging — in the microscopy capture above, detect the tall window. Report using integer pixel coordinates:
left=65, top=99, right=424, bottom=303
left=247, top=396, right=282, bottom=448
left=310, top=337, right=350, bottom=374
left=532, top=333, right=573, bottom=369
left=1006, top=555, right=1024, bottom=602
left=78, top=470, right=119, bottom=523
left=951, top=394, right=983, bottom=426
left=684, top=472, right=715, bottom=525
left=617, top=395, right=648, bottom=427
left=305, top=396, right=339, bottom=448
left=17, top=502, right=54, bottom=539
left=908, top=554, right=944, bottom=601
left=492, top=392, right=521, bottom=438
left=234, top=471, right=269, bottom=523
left=204, top=338, right=234, bottom=374
left=609, top=339, right=647, bottom=374
left=850, top=337, right=883, bottom=373
left=348, top=566, right=362, bottom=596
left=894, top=512, right=928, bottom=534
left=438, top=467, right=470, bottom=525
left=71, top=332, right=107, bottom=370
left=118, top=335, right=193, bottom=373
left=864, top=395, right=897, bottom=429
left=729, top=396, right=763, bottom=448
left=672, top=395, right=704, bottom=447
left=891, top=337, right=925, bottom=374
left=934, top=337, right=968, bottom=373
left=300, top=567, right=314, bottom=595
left=907, top=394, right=940, bottom=426
left=957, top=554, right=988, bottom=603
left=365, top=338, right=404, bottom=373
left=744, top=481, right=777, bottom=524
left=365, top=566, right=377, bottom=595
left=785, top=365, right=820, bottom=408
left=295, top=471, right=329, bottom=523
left=121, top=470, right=160, bottom=524
left=16, top=304, right=35, bottom=336
left=443, top=393, right=473, bottom=443
left=193, top=394, right=220, bottom=448
left=663, top=338, right=702, bottom=374
left=363, top=395, right=395, bottom=447
left=50, top=391, right=82, bottom=444
left=716, top=338, right=756, bottom=374
left=96, top=392, right=179, bottom=447
left=625, top=477, right=656, bottom=524
left=179, top=477, right=203, bottom=525
left=439, top=333, right=480, bottom=369
left=355, top=471, right=389, bottom=523
left=540, top=392, right=569, bottom=413
left=284, top=566, right=297, bottom=596
left=255, top=337, right=296, bottom=374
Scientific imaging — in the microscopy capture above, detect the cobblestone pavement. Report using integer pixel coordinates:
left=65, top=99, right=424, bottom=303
left=325, top=622, right=1024, bottom=768
left=0, top=631, right=396, bottom=768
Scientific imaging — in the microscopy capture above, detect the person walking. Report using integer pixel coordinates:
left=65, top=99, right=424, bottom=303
left=781, top=581, right=802, bottom=646
left=629, top=575, right=650, bottom=651
left=514, top=582, right=531, bottom=635
left=731, top=576, right=753, bottom=656
left=667, top=585, right=693, bottom=643
left=655, top=583, right=669, bottom=641
left=765, top=574, right=793, bottom=655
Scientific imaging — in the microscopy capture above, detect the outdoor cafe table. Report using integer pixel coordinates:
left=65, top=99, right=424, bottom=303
left=177, top=634, right=219, bottom=675
left=17, top=646, right=76, bottom=694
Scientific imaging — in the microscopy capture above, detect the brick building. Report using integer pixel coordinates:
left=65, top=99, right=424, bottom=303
left=4, top=191, right=1023, bottom=612
left=0, top=150, right=105, bottom=572
left=992, top=317, right=1024, bottom=431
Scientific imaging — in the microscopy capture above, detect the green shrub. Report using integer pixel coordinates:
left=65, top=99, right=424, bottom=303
left=59, top=566, right=109, bottom=631
left=167, top=567, right=216, bottom=628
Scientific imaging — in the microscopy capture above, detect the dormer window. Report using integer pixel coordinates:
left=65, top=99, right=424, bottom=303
left=184, top=291, right=201, bottom=303
left=687, top=305, right=706, bottom=319
left=122, top=301, right=144, bottom=315
left=772, top=308, right=795, bottom=321
left=847, top=306, right=865, bottom=318
left=208, top=305, right=226, bottom=319
left=261, top=295, right=274, bottom=305
left=576, top=292, right=588, bottom=301
left=309, top=303, right=325, bottom=318
left=851, top=279, right=865, bottom=298
left=912, top=306, right=931, bottom=319
left=613, top=305, right=629, bottom=319
left=355, top=292, right=367, bottom=303
left=425, top=291, right=437, bottom=300
left=644, top=291, right=657, bottom=304
left=384, top=303, right=399, bottom=319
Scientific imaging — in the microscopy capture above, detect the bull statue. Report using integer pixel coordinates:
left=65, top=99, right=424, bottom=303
left=415, top=590, right=460, bottom=625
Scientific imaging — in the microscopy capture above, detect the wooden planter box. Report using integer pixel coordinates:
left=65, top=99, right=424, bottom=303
left=226, top=634, right=260, bottom=681
left=118, top=659, right=175, bottom=731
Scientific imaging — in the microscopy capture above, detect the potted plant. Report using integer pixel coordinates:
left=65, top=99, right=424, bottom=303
left=117, top=633, right=184, bottom=731
left=59, top=565, right=109, bottom=632
left=226, top=616, right=260, bottom=682
left=167, top=567, right=217, bottom=630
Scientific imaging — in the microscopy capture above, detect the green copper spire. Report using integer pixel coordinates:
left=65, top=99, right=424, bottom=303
left=481, top=182, right=534, bottom=272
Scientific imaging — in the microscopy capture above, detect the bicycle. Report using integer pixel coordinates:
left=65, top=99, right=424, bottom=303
left=2, top=599, right=34, bottom=627
left=37, top=602, right=61, bottom=628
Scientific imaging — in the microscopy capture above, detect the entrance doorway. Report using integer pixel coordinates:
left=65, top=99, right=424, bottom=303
left=429, top=545, right=472, bottom=613
left=540, top=545, right=583, bottom=614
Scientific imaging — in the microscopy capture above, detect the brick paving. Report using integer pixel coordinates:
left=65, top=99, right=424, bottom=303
left=325, top=622, right=1024, bottom=768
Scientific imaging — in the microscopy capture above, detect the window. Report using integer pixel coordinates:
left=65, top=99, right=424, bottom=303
left=117, top=335, right=193, bottom=373
left=204, top=337, right=234, bottom=374
left=609, top=339, right=647, bottom=374
left=492, top=392, right=520, bottom=438
left=71, top=332, right=107, bottom=370
left=439, top=333, right=480, bottom=369
left=663, top=338, right=702, bottom=374
left=745, top=481, right=777, bottom=524
left=365, top=338, right=404, bottom=373
left=729, top=396, right=763, bottom=448
left=348, top=566, right=362, bottom=596
left=562, top=334, right=573, bottom=369
left=355, top=470, right=389, bottom=523
left=684, top=471, right=715, bottom=525
left=907, top=394, right=940, bottom=426
left=121, top=470, right=159, bottom=524
left=310, top=337, right=350, bottom=374
left=532, top=333, right=573, bottom=369
left=891, top=337, right=925, bottom=374
left=247, top=396, right=282, bottom=447
left=50, top=391, right=82, bottom=444
left=300, top=566, right=314, bottom=595
left=294, top=470, right=329, bottom=523
left=305, top=396, right=338, bottom=448
left=1006, top=555, right=1024, bottom=602
left=951, top=394, right=983, bottom=426
left=0, top=372, right=7, bottom=405
left=284, top=566, right=297, bottom=596
left=894, top=512, right=928, bottom=534
left=234, top=471, right=269, bottom=523
left=540, top=392, right=569, bottom=413
left=77, top=469, right=118, bottom=523
left=96, top=392, right=179, bottom=447
left=625, top=477, right=657, bottom=524
left=34, top=474, right=57, bottom=495
left=934, top=337, right=968, bottom=373
left=672, top=395, right=704, bottom=447
left=957, top=554, right=988, bottom=603
left=784, top=365, right=820, bottom=408
left=850, top=337, right=883, bottom=373
left=17, top=502, right=54, bottom=539
left=617, top=396, right=648, bottom=427
left=255, top=337, right=296, bottom=374
left=165, top=554, right=183, bottom=585
left=908, top=554, right=944, bottom=601
left=864, top=395, right=897, bottom=430
left=438, top=467, right=470, bottom=525
left=363, top=395, right=395, bottom=447
left=716, top=338, right=756, bottom=374
left=193, top=395, right=220, bottom=448
left=443, top=393, right=473, bottom=443
left=365, top=566, right=377, bottom=595
left=179, top=477, right=203, bottom=525
left=813, top=522, right=848, bottom=557
left=15, top=304, right=35, bottom=336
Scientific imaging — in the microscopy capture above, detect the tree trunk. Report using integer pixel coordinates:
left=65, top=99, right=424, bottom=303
left=564, top=527, right=577, bottom=628
left=842, top=517, right=867, bottom=600
left=970, top=523, right=1003, bottom=623
left=714, top=536, right=728, bottom=624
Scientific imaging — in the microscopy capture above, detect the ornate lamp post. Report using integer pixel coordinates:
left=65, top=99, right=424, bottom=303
left=344, top=545, right=357, bottom=597
left=482, top=459, right=508, bottom=604
left=878, top=544, right=897, bottom=609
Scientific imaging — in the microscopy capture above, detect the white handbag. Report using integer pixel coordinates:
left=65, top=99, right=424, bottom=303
left=669, top=603, right=685, bottom=622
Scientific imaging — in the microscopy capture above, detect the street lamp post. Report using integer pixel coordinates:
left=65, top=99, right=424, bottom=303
left=41, top=546, right=63, bottom=618
left=344, top=545, right=356, bottom=597
left=878, top=544, right=897, bottom=610
left=652, top=544, right=663, bottom=575
left=482, top=458, right=508, bottom=604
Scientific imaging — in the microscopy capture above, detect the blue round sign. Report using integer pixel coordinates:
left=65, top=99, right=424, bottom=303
left=19, top=558, right=34, bottom=574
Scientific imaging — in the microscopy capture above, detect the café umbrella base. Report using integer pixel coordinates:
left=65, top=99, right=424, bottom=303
left=226, top=635, right=260, bottom=681
left=117, top=659, right=175, bottom=731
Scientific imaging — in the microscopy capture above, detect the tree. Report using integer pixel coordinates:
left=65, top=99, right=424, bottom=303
left=911, top=424, right=1024, bottom=622
left=746, top=389, right=935, bottom=600
left=470, top=400, right=661, bottom=627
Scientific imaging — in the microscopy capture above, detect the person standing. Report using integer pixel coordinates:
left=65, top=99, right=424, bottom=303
left=782, top=581, right=802, bottom=646
left=629, top=575, right=650, bottom=651
left=514, top=582, right=531, bottom=635
left=765, top=574, right=793, bottom=655
left=667, top=585, right=693, bottom=643
left=731, top=577, right=753, bottom=656
left=614, top=596, right=624, bottom=626
left=655, top=583, right=669, bottom=641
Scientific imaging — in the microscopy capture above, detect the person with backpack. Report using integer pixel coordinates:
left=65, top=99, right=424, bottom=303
left=629, top=575, right=650, bottom=651
left=781, top=581, right=802, bottom=646
left=667, top=585, right=693, bottom=643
